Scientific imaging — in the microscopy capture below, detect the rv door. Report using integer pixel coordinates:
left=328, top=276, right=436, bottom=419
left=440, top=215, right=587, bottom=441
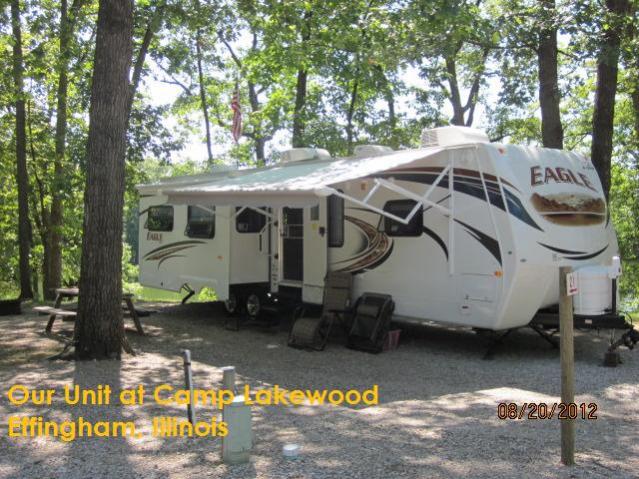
left=302, top=202, right=327, bottom=303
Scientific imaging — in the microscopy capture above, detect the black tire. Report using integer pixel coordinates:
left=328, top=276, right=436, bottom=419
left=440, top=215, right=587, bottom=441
left=245, top=293, right=261, bottom=319
left=224, top=292, right=240, bottom=316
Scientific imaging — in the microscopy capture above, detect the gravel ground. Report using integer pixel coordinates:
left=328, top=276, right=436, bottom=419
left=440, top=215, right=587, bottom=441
left=0, top=302, right=637, bottom=479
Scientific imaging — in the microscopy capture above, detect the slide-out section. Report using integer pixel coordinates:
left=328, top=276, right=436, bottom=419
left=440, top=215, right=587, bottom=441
left=138, top=196, right=229, bottom=298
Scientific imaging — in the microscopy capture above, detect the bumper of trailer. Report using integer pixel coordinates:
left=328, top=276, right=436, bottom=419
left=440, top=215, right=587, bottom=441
left=531, top=309, right=632, bottom=330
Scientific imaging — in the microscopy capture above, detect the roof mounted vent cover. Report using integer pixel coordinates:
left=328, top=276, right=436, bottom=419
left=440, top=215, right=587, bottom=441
left=421, top=126, right=489, bottom=148
left=210, top=164, right=238, bottom=173
left=353, top=145, right=394, bottom=158
left=279, top=147, right=331, bottom=164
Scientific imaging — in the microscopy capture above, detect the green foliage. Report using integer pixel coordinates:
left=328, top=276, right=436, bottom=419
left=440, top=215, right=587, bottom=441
left=1, top=0, right=638, bottom=308
left=197, top=287, right=218, bottom=302
left=610, top=156, right=639, bottom=309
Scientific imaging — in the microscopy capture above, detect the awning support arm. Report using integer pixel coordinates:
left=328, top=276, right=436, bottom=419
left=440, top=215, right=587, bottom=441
left=374, top=176, right=451, bottom=216
left=362, top=181, right=382, bottom=203
left=233, top=205, right=275, bottom=220
left=318, top=166, right=452, bottom=226
left=448, top=154, right=455, bottom=275
left=322, top=188, right=415, bottom=225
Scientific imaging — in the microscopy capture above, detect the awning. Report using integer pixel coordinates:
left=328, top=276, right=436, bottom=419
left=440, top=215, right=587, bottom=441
left=164, top=147, right=445, bottom=207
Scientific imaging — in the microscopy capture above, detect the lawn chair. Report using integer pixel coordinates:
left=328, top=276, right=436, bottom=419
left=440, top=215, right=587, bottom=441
left=347, top=293, right=395, bottom=354
left=288, top=272, right=353, bottom=351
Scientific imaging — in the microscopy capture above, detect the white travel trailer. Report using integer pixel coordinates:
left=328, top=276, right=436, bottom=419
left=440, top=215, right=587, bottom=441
left=138, top=127, right=622, bottom=331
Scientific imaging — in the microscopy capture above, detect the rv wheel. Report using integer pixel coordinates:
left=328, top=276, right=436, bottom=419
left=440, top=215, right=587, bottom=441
left=224, top=293, right=239, bottom=315
left=245, top=293, right=261, bottom=319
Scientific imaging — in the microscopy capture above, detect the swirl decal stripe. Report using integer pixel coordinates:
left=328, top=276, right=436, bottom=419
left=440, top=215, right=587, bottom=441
left=374, top=171, right=543, bottom=232
left=422, top=226, right=449, bottom=260
left=537, top=243, right=587, bottom=255
left=143, top=240, right=206, bottom=260
left=454, top=219, right=502, bottom=265
left=538, top=242, right=608, bottom=260
left=334, top=216, right=393, bottom=274
left=143, top=240, right=206, bottom=269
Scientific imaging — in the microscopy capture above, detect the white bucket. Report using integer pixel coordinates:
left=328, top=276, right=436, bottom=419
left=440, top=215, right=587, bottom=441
left=283, top=444, right=300, bottom=459
left=573, top=266, right=612, bottom=315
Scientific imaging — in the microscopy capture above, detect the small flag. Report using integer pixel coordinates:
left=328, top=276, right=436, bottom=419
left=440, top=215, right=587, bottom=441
left=231, top=85, right=242, bottom=143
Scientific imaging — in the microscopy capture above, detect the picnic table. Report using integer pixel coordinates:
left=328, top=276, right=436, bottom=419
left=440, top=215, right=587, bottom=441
left=34, top=287, right=145, bottom=335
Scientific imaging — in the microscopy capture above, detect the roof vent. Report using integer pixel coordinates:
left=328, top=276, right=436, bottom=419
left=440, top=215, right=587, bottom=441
left=210, top=164, right=238, bottom=173
left=421, top=126, right=489, bottom=148
left=279, top=147, right=331, bottom=164
left=353, top=145, right=394, bottom=158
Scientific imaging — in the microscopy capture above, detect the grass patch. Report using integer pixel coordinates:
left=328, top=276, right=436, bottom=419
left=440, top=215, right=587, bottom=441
left=126, top=285, right=218, bottom=303
left=0, top=282, right=19, bottom=300
left=135, top=286, right=183, bottom=303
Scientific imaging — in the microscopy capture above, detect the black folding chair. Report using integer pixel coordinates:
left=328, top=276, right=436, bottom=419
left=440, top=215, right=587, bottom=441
left=288, top=272, right=353, bottom=351
left=346, top=293, right=395, bottom=354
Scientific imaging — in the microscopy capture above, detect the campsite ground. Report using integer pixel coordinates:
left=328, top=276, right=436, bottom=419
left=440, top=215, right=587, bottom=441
left=0, top=302, right=637, bottom=479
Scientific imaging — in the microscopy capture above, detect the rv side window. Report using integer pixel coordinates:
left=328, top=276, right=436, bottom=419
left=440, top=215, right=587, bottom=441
left=236, top=207, right=266, bottom=233
left=186, top=206, right=215, bottom=238
left=383, top=200, right=423, bottom=237
left=147, top=205, right=174, bottom=232
left=327, top=194, right=344, bottom=247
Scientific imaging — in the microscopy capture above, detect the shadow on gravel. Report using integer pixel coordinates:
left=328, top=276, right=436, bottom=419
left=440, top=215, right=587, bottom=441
left=0, top=303, right=636, bottom=478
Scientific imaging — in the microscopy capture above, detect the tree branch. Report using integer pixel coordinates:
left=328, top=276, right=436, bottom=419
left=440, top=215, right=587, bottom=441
left=128, top=2, right=165, bottom=117
left=463, top=47, right=490, bottom=113
left=154, top=62, right=193, bottom=94
left=217, top=30, right=243, bottom=69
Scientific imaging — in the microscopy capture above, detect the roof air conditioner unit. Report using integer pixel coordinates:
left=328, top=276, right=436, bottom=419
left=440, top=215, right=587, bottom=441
left=280, top=147, right=331, bottom=164
left=353, top=145, right=394, bottom=158
left=210, top=164, right=238, bottom=173
left=421, top=126, right=490, bottom=148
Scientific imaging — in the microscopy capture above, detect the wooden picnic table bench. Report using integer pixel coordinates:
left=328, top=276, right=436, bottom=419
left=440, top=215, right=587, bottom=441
left=33, top=306, right=77, bottom=333
left=36, top=287, right=145, bottom=335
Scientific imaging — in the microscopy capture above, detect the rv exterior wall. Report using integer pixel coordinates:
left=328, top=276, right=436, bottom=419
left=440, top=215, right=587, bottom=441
left=324, top=142, right=616, bottom=330
left=138, top=198, right=232, bottom=300
left=137, top=138, right=618, bottom=331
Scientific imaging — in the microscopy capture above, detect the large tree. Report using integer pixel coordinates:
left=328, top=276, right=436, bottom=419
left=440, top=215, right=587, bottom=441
left=407, top=0, right=495, bottom=128
left=591, top=0, right=631, bottom=199
left=10, top=0, right=33, bottom=299
left=537, top=0, right=563, bottom=148
left=75, top=0, right=133, bottom=359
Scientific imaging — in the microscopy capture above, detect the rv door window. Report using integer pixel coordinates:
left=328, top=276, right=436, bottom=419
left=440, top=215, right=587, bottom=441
left=147, top=205, right=174, bottom=232
left=310, top=205, right=320, bottom=221
left=186, top=206, right=215, bottom=238
left=327, top=194, right=344, bottom=247
left=383, top=200, right=423, bottom=237
left=236, top=207, right=267, bottom=233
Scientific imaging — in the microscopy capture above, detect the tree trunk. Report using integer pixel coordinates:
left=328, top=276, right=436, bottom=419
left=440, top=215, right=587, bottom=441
left=27, top=100, right=52, bottom=300
left=255, top=137, right=266, bottom=165
left=386, top=90, right=396, bottom=130
left=292, top=11, right=312, bottom=148
left=195, top=29, right=213, bottom=164
left=632, top=85, right=639, bottom=141
left=247, top=81, right=266, bottom=165
left=48, top=0, right=80, bottom=299
left=346, top=78, right=359, bottom=154
left=445, top=56, right=465, bottom=126
left=127, top=3, right=162, bottom=120
left=292, top=68, right=308, bottom=147
left=10, top=0, right=33, bottom=300
left=537, top=0, right=564, bottom=149
left=629, top=19, right=639, bottom=141
left=591, top=0, right=630, bottom=200
left=75, top=0, right=133, bottom=360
